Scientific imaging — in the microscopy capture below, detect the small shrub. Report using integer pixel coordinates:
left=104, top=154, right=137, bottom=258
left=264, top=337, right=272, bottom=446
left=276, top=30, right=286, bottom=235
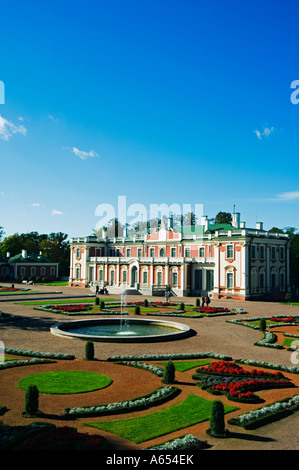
left=135, top=305, right=141, bottom=315
left=100, top=300, right=105, bottom=310
left=196, top=298, right=200, bottom=307
left=180, top=302, right=185, bottom=311
left=85, top=341, right=95, bottom=361
left=163, top=360, right=175, bottom=384
left=144, top=299, right=148, bottom=307
left=24, top=384, right=39, bottom=416
left=285, top=293, right=293, bottom=302
left=95, top=297, right=100, bottom=305
left=207, top=400, right=227, bottom=437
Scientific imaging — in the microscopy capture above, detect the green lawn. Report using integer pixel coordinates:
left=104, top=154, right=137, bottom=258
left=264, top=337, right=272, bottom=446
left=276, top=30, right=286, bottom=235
left=85, top=393, right=237, bottom=443
left=156, top=360, right=212, bottom=372
left=18, top=371, right=112, bottom=394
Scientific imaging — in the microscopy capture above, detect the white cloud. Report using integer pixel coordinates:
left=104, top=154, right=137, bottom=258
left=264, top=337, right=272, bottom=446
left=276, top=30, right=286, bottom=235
left=253, top=126, right=275, bottom=140
left=0, top=115, right=27, bottom=141
left=51, top=209, right=64, bottom=216
left=277, top=191, right=299, bottom=201
left=31, top=203, right=46, bottom=208
left=48, top=114, right=59, bottom=123
left=63, top=146, right=99, bottom=160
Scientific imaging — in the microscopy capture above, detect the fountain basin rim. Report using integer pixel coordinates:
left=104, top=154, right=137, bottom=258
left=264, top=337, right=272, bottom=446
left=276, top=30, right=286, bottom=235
left=50, top=317, right=191, bottom=343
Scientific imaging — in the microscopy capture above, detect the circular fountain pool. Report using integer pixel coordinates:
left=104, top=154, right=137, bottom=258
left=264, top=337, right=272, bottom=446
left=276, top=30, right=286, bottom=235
left=50, top=318, right=191, bottom=343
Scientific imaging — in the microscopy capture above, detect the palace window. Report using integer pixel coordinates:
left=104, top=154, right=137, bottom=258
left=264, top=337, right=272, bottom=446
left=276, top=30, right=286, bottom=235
left=172, top=271, right=178, bottom=286
left=122, top=270, right=127, bottom=283
left=50, top=267, right=55, bottom=277
left=259, top=271, right=265, bottom=289
left=271, top=246, right=276, bottom=260
left=76, top=248, right=80, bottom=258
left=126, top=248, right=131, bottom=257
left=171, top=247, right=176, bottom=257
left=31, top=267, right=36, bottom=276
left=185, top=247, right=191, bottom=257
left=199, top=247, right=205, bottom=258
left=159, top=248, right=165, bottom=257
left=280, top=246, right=285, bottom=260
left=98, top=268, right=103, bottom=281
left=259, top=245, right=265, bottom=260
left=41, top=267, right=46, bottom=276
left=149, top=248, right=155, bottom=257
left=251, top=245, right=256, bottom=259
left=137, top=248, right=142, bottom=257
left=143, top=271, right=148, bottom=284
left=226, top=245, right=234, bottom=259
left=76, top=267, right=80, bottom=280
left=227, top=272, right=234, bottom=288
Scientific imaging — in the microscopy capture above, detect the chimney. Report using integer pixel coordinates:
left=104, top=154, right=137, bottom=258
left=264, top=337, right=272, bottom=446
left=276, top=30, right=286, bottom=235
left=102, top=227, right=107, bottom=239
left=201, top=215, right=209, bottom=231
left=6, top=252, right=10, bottom=258
left=22, top=249, right=27, bottom=259
left=232, top=212, right=240, bottom=228
left=256, top=222, right=263, bottom=230
left=167, top=216, right=173, bottom=230
left=240, top=222, right=246, bottom=228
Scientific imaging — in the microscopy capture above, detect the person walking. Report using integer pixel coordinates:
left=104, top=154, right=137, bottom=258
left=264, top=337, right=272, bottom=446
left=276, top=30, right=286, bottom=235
left=201, top=295, right=205, bottom=307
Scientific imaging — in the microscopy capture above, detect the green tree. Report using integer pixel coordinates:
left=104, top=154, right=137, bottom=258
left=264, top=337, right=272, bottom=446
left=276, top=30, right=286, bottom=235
left=208, top=400, right=226, bottom=437
left=24, top=384, right=39, bottom=416
left=163, top=360, right=176, bottom=384
left=0, top=233, right=24, bottom=257
left=213, top=212, right=232, bottom=225
left=85, top=341, right=95, bottom=361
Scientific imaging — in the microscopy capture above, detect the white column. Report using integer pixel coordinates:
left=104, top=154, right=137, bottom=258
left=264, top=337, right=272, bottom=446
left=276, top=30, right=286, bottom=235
left=241, top=242, right=249, bottom=295
left=213, top=244, right=220, bottom=295
left=287, top=243, right=290, bottom=291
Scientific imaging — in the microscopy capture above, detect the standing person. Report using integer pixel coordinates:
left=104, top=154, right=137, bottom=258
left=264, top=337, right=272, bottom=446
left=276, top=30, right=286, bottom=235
left=201, top=295, right=205, bottom=307
left=95, top=285, right=99, bottom=295
left=205, top=295, right=210, bottom=306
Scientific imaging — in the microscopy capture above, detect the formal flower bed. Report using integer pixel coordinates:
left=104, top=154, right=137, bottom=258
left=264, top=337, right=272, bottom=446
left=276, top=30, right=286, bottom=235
left=270, top=316, right=294, bottom=323
left=197, top=361, right=285, bottom=378
left=195, top=307, right=230, bottom=314
left=65, top=386, right=178, bottom=417
left=0, top=287, right=20, bottom=292
left=193, top=361, right=293, bottom=403
left=36, top=304, right=93, bottom=314
left=48, top=304, right=92, bottom=313
left=228, top=395, right=299, bottom=429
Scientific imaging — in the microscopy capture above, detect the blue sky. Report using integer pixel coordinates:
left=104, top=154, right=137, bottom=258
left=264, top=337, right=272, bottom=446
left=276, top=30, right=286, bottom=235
left=0, top=0, right=299, bottom=238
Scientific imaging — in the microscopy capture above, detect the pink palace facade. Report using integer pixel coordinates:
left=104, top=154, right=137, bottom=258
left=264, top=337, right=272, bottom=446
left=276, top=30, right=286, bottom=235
left=69, top=213, right=290, bottom=301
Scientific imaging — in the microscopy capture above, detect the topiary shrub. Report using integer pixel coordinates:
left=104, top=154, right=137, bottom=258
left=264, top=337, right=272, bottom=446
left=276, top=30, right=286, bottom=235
left=196, top=298, right=200, bottom=307
left=135, top=305, right=141, bottom=315
left=144, top=299, right=148, bottom=307
left=24, top=384, right=40, bottom=416
left=95, top=297, right=100, bottom=305
left=85, top=341, right=95, bottom=361
left=260, top=318, right=267, bottom=332
left=162, top=360, right=176, bottom=384
left=180, top=302, right=185, bottom=311
left=207, top=400, right=227, bottom=437
left=100, top=300, right=105, bottom=310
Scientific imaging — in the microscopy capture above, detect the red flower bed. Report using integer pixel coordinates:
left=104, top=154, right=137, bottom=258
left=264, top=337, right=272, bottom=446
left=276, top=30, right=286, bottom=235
left=0, top=287, right=20, bottom=292
left=211, top=378, right=290, bottom=400
left=200, top=361, right=284, bottom=378
left=14, top=426, right=104, bottom=450
left=49, top=304, right=92, bottom=312
left=270, top=316, right=294, bottom=323
left=196, top=307, right=230, bottom=313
